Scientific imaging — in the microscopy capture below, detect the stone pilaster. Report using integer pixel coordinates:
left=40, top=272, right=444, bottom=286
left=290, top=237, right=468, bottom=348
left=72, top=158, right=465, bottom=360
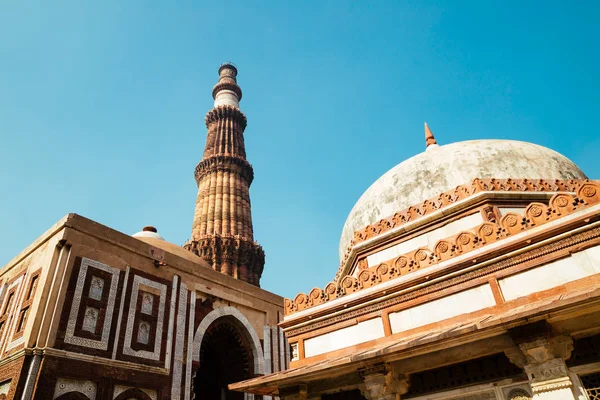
left=186, top=63, right=265, bottom=286
left=505, top=334, right=577, bottom=400
left=359, top=364, right=409, bottom=400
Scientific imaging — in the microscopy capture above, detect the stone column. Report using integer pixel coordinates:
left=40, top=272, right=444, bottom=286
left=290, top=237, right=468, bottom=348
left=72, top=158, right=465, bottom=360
left=506, top=335, right=578, bottom=400
left=359, top=364, right=409, bottom=400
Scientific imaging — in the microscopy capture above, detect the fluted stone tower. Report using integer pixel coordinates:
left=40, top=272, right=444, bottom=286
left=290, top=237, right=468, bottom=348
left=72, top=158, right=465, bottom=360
left=184, top=63, right=265, bottom=286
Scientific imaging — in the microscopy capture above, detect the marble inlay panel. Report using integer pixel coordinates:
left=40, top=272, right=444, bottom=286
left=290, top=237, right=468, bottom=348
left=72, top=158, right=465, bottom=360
left=171, top=282, right=187, bottom=399
left=82, top=307, right=99, bottom=333
left=64, top=258, right=120, bottom=350
left=122, top=275, right=167, bottom=360
left=88, top=276, right=104, bottom=301
left=53, top=378, right=96, bottom=400
left=141, top=292, right=154, bottom=315
left=137, top=321, right=151, bottom=345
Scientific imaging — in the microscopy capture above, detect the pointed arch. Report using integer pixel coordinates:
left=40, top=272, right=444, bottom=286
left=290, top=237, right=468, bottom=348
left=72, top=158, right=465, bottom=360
left=192, top=306, right=265, bottom=374
left=54, top=393, right=90, bottom=400
left=114, top=388, right=153, bottom=400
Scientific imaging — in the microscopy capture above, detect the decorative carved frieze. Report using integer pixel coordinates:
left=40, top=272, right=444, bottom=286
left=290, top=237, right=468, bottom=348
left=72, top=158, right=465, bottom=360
left=185, top=235, right=264, bottom=287
left=286, top=225, right=600, bottom=336
left=285, top=181, right=600, bottom=316
left=335, top=178, right=594, bottom=282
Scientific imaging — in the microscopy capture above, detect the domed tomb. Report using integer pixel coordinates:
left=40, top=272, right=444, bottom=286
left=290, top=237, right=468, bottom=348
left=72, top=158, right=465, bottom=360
left=339, top=139, right=587, bottom=259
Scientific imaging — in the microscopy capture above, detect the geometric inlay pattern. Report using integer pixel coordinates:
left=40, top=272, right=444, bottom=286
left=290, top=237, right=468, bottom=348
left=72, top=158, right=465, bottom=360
left=64, top=258, right=120, bottom=350
left=122, top=275, right=167, bottom=361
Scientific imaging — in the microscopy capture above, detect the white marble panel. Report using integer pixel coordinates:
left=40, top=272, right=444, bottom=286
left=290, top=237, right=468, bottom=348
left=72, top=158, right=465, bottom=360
left=366, top=213, right=484, bottom=267
left=304, top=318, right=384, bottom=358
left=499, top=247, right=600, bottom=301
left=389, top=285, right=496, bottom=334
left=88, top=276, right=104, bottom=301
left=82, top=307, right=99, bottom=333
left=141, top=292, right=154, bottom=315
left=164, top=275, right=178, bottom=370
left=171, top=282, right=187, bottom=399
left=137, top=321, right=151, bottom=345
left=184, top=291, right=195, bottom=400
left=53, top=378, right=96, bottom=399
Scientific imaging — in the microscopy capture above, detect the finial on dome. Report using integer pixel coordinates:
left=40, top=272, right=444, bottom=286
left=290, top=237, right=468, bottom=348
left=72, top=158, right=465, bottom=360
left=424, top=122, right=439, bottom=151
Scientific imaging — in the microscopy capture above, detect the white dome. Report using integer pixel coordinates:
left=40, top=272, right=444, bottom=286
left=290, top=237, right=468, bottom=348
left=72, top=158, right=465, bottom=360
left=133, top=231, right=165, bottom=240
left=132, top=226, right=165, bottom=241
left=339, top=139, right=586, bottom=259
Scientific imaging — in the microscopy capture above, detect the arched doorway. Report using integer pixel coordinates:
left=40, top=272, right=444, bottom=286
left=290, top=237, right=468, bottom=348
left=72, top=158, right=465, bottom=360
left=54, top=393, right=90, bottom=400
left=194, top=316, right=254, bottom=400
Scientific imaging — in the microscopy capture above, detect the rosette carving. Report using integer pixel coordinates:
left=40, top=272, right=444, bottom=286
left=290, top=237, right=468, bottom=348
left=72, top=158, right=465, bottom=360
left=477, top=222, right=499, bottom=244
left=578, top=182, right=600, bottom=205
left=309, top=288, right=325, bottom=307
left=325, top=282, right=339, bottom=301
left=501, top=213, right=524, bottom=235
left=434, top=240, right=453, bottom=261
left=340, top=276, right=360, bottom=295
left=294, top=293, right=308, bottom=311
left=455, top=231, right=479, bottom=253
left=358, top=269, right=376, bottom=288
left=550, top=193, right=577, bottom=215
left=524, top=202, right=550, bottom=226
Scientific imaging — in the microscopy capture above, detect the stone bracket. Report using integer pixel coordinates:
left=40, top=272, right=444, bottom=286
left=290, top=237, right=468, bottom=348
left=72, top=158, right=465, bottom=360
left=359, top=364, right=409, bottom=400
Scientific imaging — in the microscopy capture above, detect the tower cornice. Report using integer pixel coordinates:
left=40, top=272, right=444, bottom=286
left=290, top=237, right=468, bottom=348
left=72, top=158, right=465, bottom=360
left=212, top=82, right=243, bottom=102
left=205, top=105, right=247, bottom=130
left=194, top=155, right=254, bottom=186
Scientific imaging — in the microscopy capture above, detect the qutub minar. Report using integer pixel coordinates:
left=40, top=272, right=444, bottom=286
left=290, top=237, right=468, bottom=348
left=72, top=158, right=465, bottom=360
left=1, top=63, right=600, bottom=400
left=185, top=63, right=265, bottom=286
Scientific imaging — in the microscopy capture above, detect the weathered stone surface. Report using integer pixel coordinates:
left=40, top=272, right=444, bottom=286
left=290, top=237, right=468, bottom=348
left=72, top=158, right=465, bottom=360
left=340, top=139, right=587, bottom=259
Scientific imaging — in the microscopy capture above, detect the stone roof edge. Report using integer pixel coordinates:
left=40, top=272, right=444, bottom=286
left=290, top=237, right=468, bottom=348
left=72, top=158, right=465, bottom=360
left=2, top=213, right=283, bottom=307
left=1, top=213, right=72, bottom=275
left=62, top=214, right=283, bottom=306
left=339, top=191, right=553, bottom=280
left=284, top=181, right=600, bottom=318
left=283, top=211, right=600, bottom=326
left=337, top=179, right=595, bottom=282
left=232, top=288, right=600, bottom=395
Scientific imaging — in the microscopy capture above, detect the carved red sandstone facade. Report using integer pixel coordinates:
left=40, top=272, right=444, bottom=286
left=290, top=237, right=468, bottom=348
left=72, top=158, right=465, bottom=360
left=285, top=180, right=600, bottom=316
left=335, top=178, right=587, bottom=281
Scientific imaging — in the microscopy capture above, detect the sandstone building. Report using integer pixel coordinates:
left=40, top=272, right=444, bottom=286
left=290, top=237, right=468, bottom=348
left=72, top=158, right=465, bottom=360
left=232, top=126, right=600, bottom=400
left=4, top=63, right=600, bottom=400
left=0, top=64, right=290, bottom=400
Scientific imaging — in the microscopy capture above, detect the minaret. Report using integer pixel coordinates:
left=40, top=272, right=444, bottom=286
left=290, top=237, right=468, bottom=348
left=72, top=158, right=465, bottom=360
left=184, top=63, right=265, bottom=286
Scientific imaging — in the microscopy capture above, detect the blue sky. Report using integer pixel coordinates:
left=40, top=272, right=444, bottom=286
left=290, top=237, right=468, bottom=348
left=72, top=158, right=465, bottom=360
left=0, top=1, right=598, bottom=299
